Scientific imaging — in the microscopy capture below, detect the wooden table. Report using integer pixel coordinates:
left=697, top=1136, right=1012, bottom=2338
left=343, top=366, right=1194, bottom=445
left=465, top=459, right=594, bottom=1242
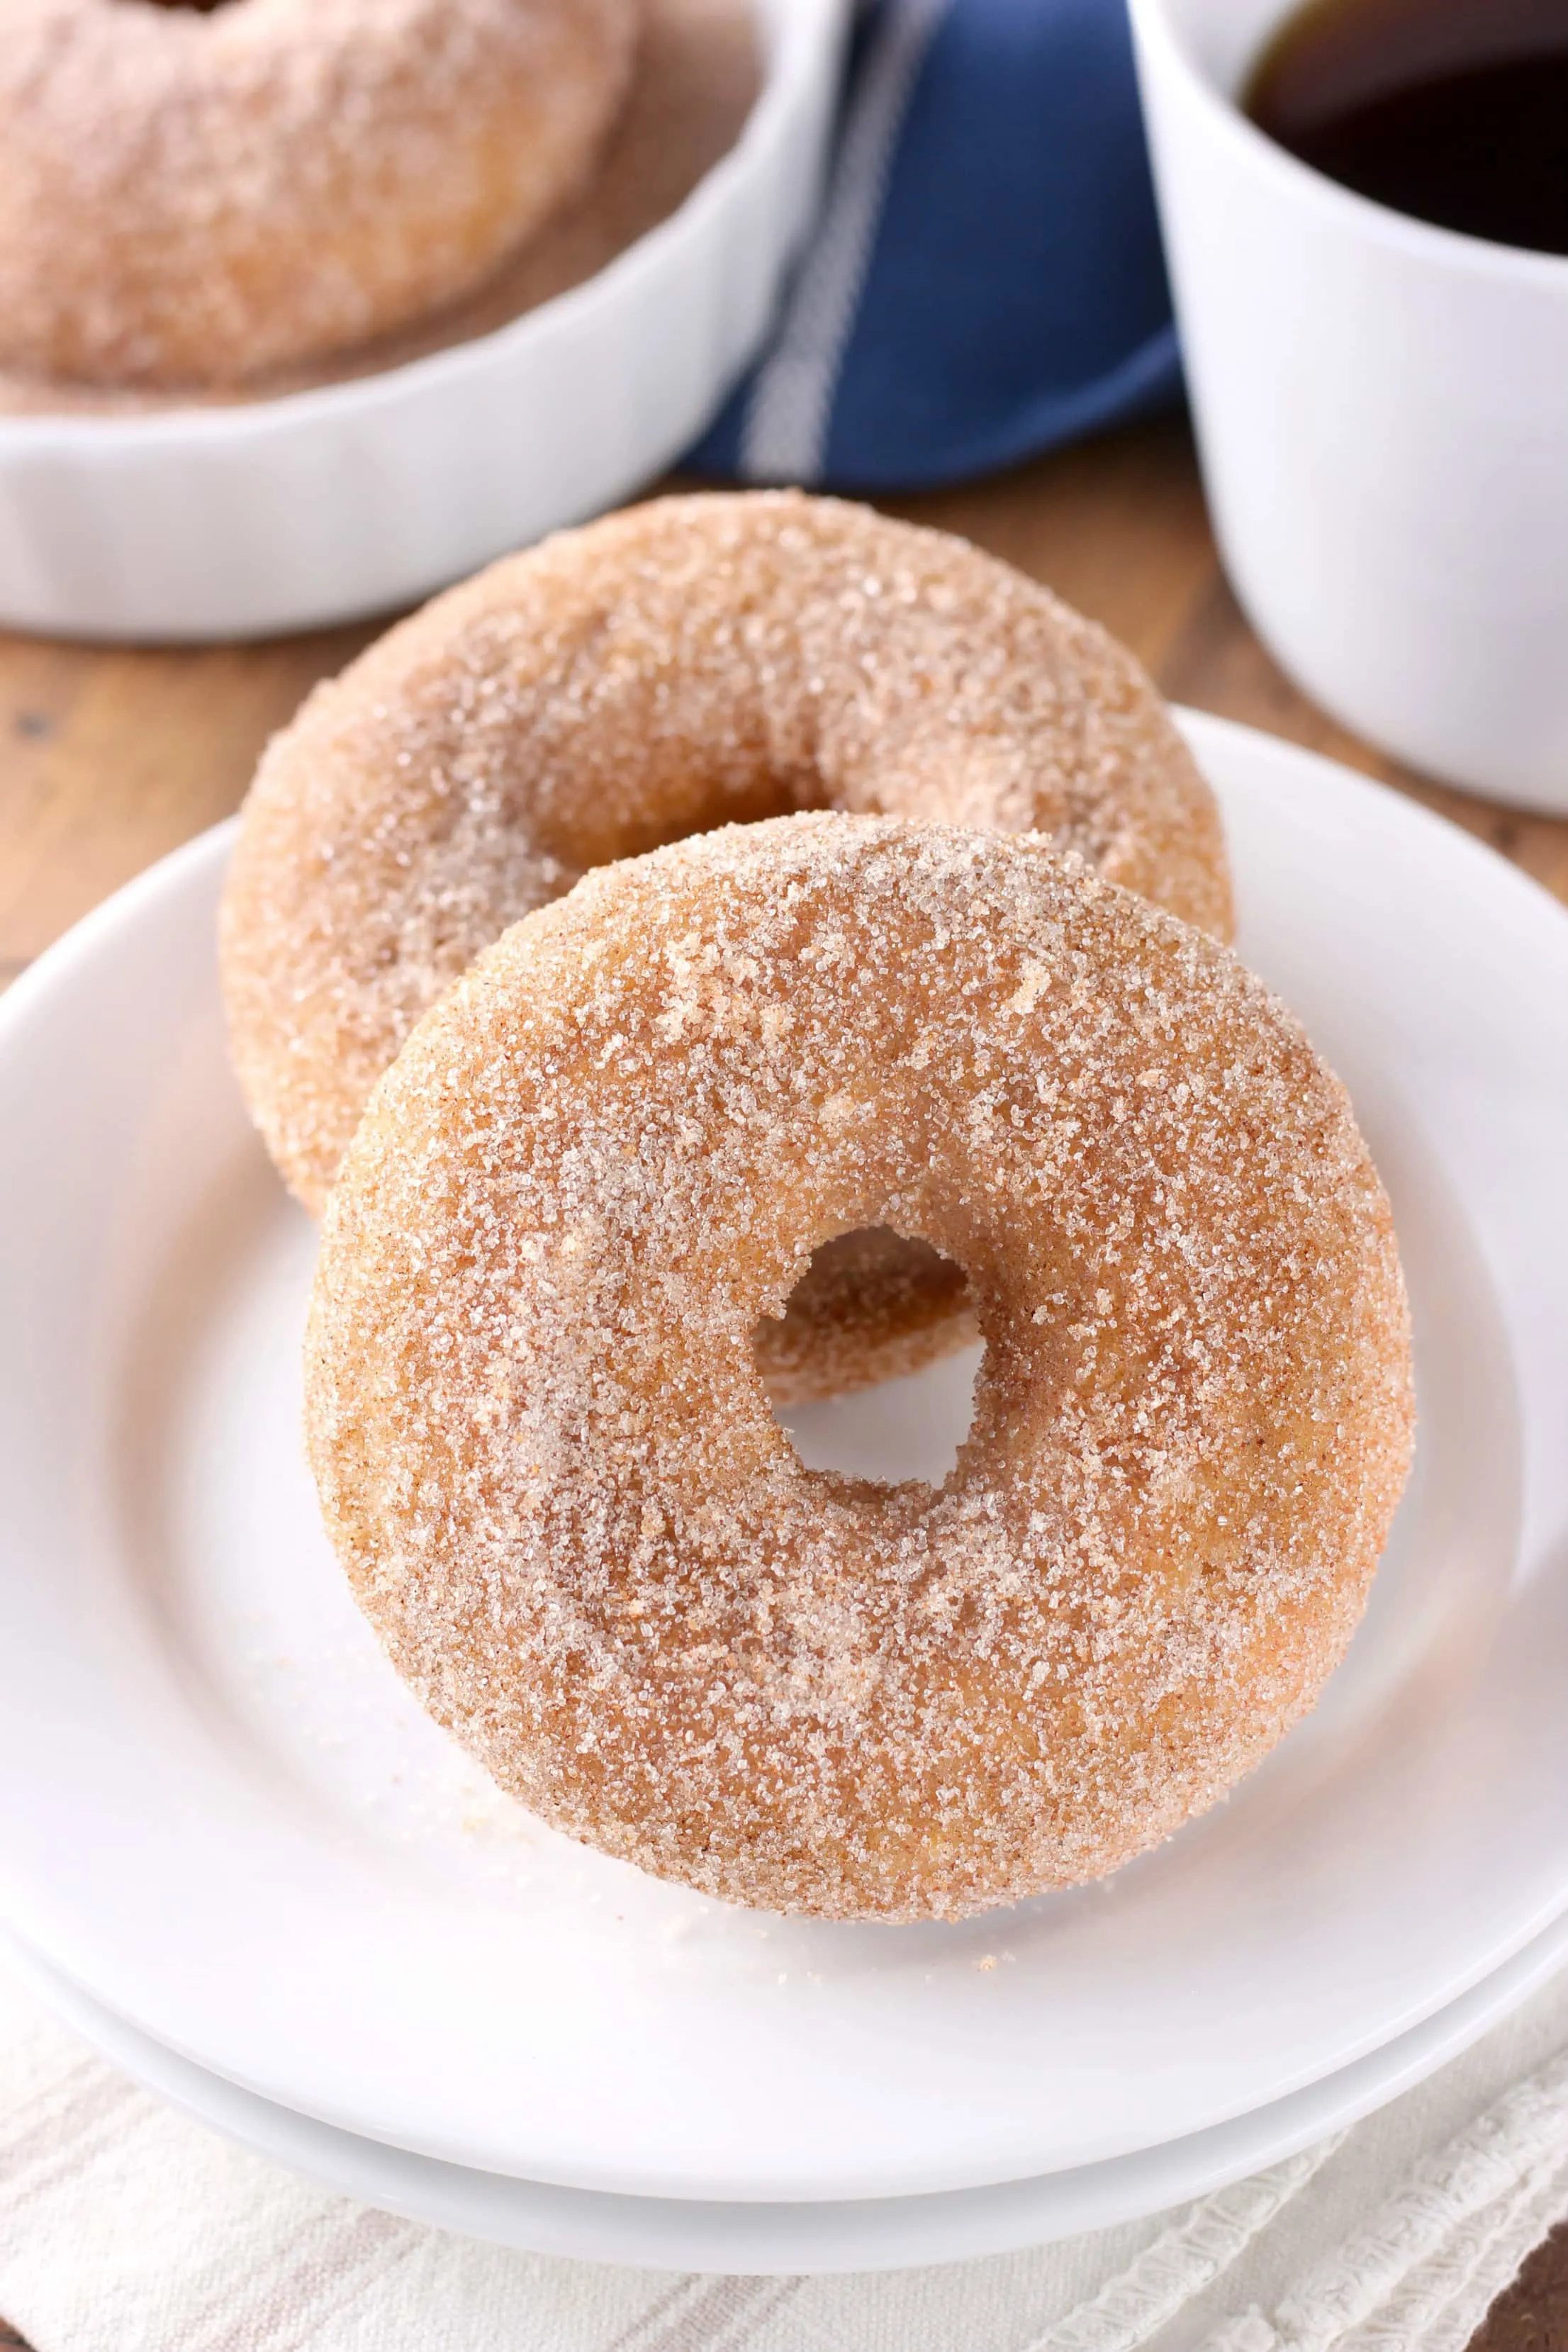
left=0, top=414, right=1563, bottom=2348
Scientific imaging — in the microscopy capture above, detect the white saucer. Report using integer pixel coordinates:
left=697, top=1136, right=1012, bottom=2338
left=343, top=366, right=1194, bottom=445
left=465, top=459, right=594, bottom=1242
left=10, top=1907, right=1568, bottom=2275
left=0, top=712, right=1564, bottom=2203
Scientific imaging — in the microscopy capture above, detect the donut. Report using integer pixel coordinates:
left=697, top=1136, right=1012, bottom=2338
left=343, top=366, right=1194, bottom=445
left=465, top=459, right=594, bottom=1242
left=0, top=0, right=638, bottom=389
left=305, top=814, right=1414, bottom=1923
left=222, top=490, right=1233, bottom=1396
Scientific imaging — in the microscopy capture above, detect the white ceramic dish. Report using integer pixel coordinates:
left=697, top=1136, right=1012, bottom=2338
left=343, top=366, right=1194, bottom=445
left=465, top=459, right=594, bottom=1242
left=0, top=713, right=1564, bottom=2204
left=9, top=1908, right=1568, bottom=2275
left=0, top=0, right=844, bottom=644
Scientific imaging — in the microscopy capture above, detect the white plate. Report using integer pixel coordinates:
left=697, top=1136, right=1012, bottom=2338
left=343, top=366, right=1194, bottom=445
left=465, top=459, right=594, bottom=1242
left=11, top=1907, right=1568, bottom=2275
left=0, top=712, right=1564, bottom=2202
left=0, top=0, right=844, bottom=641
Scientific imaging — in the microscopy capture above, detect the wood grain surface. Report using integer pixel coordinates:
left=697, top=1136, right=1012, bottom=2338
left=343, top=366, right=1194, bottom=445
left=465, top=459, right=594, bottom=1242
left=0, top=413, right=1564, bottom=2348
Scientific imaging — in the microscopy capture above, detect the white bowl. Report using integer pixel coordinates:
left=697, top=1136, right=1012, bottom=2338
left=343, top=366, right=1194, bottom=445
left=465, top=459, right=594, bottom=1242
left=0, top=0, right=846, bottom=644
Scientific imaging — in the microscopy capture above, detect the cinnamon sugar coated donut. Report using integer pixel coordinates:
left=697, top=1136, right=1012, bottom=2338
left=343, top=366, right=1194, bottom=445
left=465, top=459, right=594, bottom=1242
left=0, top=0, right=637, bottom=389
left=305, top=816, right=1413, bottom=1923
left=222, top=491, right=1233, bottom=1394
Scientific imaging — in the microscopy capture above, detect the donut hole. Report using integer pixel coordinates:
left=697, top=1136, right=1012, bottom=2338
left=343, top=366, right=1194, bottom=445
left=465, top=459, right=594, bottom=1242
left=758, top=1231, right=981, bottom=1488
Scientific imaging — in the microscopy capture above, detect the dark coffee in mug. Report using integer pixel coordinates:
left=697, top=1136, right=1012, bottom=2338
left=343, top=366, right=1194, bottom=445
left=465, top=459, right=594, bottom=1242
left=1246, top=0, right=1568, bottom=256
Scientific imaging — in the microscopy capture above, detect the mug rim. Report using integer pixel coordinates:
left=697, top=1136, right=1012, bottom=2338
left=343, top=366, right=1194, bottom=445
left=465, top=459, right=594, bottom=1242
left=1129, top=0, right=1568, bottom=289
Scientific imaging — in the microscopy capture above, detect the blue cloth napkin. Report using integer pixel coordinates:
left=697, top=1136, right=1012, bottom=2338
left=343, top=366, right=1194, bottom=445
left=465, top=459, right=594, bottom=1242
left=690, top=0, right=1180, bottom=491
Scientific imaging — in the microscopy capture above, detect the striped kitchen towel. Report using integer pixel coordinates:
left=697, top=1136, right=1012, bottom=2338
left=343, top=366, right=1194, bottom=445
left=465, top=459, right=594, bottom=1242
left=690, top=0, right=1182, bottom=491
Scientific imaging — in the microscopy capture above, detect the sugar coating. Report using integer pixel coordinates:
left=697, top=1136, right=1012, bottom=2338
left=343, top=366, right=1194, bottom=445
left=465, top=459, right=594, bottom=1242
left=305, top=815, right=1413, bottom=1923
left=0, top=0, right=637, bottom=388
left=223, top=489, right=1234, bottom=1394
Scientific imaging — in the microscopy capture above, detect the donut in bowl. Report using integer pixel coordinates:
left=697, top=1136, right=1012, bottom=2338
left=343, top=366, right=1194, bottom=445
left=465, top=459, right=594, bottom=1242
left=0, top=0, right=638, bottom=388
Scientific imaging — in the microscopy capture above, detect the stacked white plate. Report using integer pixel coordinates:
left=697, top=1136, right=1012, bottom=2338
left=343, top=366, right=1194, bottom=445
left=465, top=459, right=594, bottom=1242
left=0, top=714, right=1565, bottom=2274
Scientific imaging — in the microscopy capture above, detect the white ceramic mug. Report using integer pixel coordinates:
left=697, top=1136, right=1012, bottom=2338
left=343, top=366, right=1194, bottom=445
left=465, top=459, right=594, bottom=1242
left=1130, top=0, right=1568, bottom=814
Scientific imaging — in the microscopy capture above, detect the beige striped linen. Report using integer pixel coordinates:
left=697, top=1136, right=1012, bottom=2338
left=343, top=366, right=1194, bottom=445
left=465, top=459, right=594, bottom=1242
left=1, top=1956, right=1566, bottom=2352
